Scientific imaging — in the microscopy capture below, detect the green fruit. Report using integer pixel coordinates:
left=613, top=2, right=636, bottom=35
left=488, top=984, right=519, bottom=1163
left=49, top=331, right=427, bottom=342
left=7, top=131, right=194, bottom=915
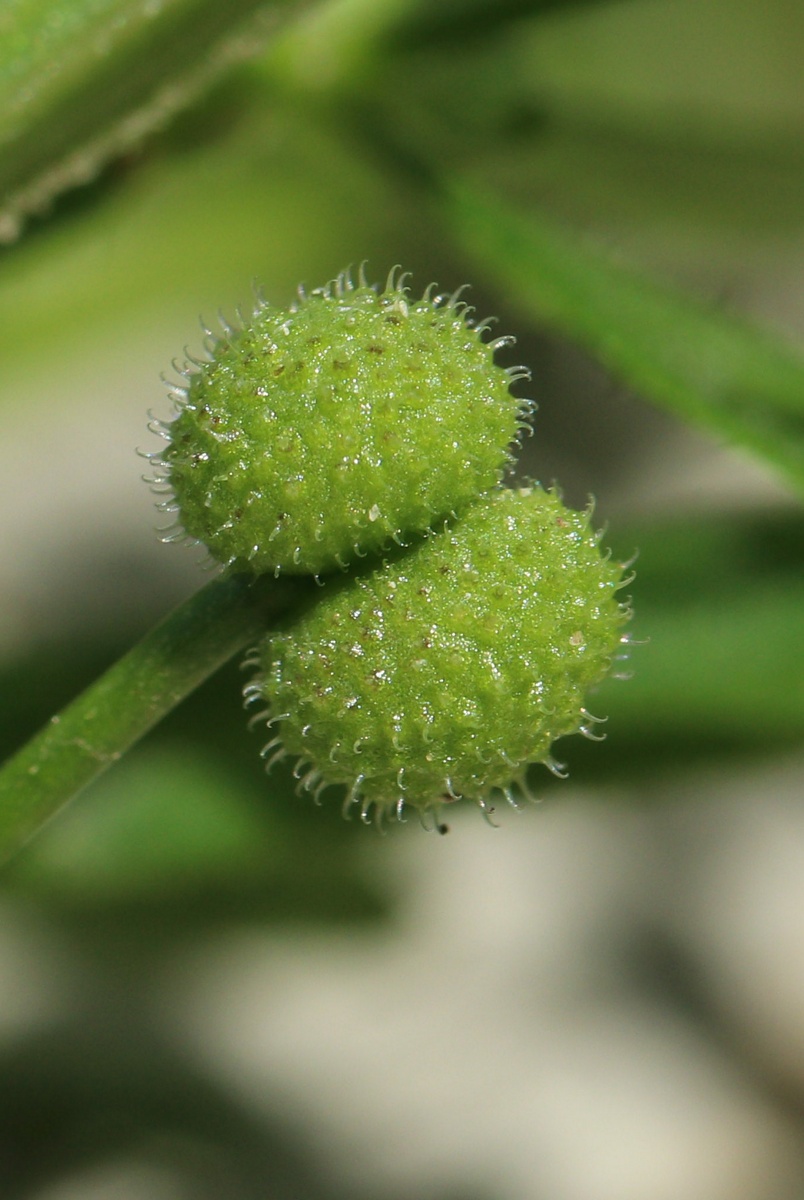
left=154, top=269, right=529, bottom=576
left=248, top=486, right=631, bottom=826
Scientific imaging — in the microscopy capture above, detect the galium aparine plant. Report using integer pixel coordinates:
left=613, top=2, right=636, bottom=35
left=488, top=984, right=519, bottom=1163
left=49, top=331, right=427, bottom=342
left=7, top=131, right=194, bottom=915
left=148, top=268, right=632, bottom=828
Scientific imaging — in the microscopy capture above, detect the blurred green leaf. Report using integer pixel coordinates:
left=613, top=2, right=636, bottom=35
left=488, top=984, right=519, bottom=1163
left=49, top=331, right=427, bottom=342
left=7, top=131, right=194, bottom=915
left=13, top=746, right=273, bottom=899
left=556, top=508, right=804, bottom=782
left=0, top=0, right=299, bottom=242
left=0, top=89, right=421, bottom=409
left=447, top=183, right=804, bottom=496
left=388, top=0, right=611, bottom=50
left=478, top=115, right=804, bottom=247
left=6, top=737, right=390, bottom=925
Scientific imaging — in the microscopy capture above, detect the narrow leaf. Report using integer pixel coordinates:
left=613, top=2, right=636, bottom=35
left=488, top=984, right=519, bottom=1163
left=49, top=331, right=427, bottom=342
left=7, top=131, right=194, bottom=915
left=447, top=183, right=804, bottom=496
left=0, top=0, right=298, bottom=243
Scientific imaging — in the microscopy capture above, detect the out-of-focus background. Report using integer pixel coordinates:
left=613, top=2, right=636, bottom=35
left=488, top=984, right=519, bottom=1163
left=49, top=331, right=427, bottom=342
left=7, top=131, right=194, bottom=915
left=1, top=1, right=804, bottom=1197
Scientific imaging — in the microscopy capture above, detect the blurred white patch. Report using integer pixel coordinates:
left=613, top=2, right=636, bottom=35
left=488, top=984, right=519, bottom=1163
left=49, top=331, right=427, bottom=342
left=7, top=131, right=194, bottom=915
left=652, top=754, right=804, bottom=1092
left=29, top=1160, right=184, bottom=1200
left=159, top=787, right=804, bottom=1200
left=0, top=904, right=78, bottom=1035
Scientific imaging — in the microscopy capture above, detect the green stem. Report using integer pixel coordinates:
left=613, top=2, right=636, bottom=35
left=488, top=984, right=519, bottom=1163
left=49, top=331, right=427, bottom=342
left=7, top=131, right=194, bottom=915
left=0, top=572, right=307, bottom=864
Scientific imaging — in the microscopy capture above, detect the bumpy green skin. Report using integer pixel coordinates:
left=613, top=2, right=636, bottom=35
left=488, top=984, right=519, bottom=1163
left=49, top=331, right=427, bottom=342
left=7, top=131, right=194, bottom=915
left=163, top=275, right=523, bottom=576
left=256, top=487, right=629, bottom=821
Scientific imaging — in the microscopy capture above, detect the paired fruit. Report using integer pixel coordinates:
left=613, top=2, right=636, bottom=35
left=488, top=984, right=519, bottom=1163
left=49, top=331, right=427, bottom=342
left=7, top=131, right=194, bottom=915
left=154, top=268, right=632, bottom=826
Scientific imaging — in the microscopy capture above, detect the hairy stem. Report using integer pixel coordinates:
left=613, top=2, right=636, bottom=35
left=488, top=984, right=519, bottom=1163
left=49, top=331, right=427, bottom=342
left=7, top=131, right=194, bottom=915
left=0, top=572, right=307, bottom=864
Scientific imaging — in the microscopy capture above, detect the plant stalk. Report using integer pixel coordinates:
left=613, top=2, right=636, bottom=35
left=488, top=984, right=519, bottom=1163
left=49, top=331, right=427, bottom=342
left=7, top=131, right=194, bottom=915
left=0, top=572, right=306, bottom=864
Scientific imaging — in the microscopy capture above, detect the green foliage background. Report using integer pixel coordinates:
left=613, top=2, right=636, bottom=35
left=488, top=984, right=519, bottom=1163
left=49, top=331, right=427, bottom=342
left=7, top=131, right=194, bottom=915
left=0, top=0, right=802, bottom=1194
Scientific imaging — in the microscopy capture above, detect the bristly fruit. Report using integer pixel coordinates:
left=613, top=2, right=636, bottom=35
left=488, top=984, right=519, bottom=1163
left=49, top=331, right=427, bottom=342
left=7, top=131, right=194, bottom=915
left=152, top=268, right=531, bottom=576
left=246, top=486, right=632, bottom=827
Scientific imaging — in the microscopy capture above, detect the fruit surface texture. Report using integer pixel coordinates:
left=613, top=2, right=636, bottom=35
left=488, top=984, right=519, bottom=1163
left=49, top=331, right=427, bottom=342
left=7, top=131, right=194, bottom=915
left=161, top=271, right=526, bottom=576
left=254, top=487, right=630, bottom=822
